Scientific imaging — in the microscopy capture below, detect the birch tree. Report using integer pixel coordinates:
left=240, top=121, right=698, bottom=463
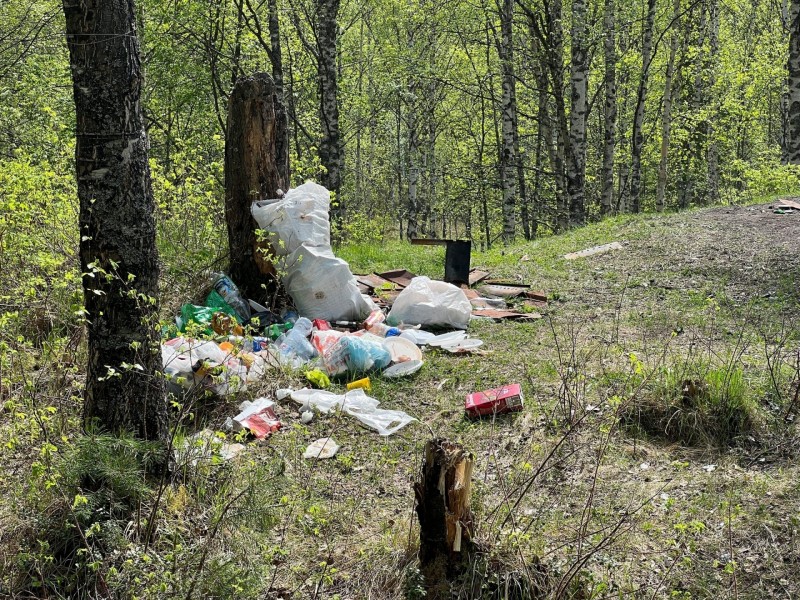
left=567, top=0, right=589, bottom=226
left=786, top=0, right=800, bottom=162
left=629, top=0, right=657, bottom=213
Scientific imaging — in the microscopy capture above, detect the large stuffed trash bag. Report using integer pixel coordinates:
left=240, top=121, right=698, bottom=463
left=251, top=182, right=372, bottom=321
left=388, top=276, right=471, bottom=329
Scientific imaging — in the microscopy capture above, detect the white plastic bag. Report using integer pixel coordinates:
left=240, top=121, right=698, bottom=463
left=388, top=276, right=472, bottom=329
left=282, top=245, right=372, bottom=321
left=289, top=388, right=416, bottom=435
left=251, top=182, right=371, bottom=321
left=251, top=182, right=330, bottom=255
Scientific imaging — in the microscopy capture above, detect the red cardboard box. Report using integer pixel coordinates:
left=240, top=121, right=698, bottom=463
left=465, top=383, right=524, bottom=417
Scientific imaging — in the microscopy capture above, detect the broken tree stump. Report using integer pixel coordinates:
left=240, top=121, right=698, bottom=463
left=224, top=72, right=289, bottom=305
left=414, top=438, right=475, bottom=597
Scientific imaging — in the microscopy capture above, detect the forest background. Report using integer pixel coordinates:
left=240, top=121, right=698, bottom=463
left=2, top=0, right=799, bottom=295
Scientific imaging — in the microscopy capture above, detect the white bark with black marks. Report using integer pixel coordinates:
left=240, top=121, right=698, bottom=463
left=567, top=0, right=588, bottom=226
left=499, top=0, right=517, bottom=242
left=787, top=0, right=800, bottom=163
left=316, top=0, right=343, bottom=217
left=600, top=0, right=617, bottom=216
left=657, top=0, right=681, bottom=212
left=629, top=0, right=657, bottom=213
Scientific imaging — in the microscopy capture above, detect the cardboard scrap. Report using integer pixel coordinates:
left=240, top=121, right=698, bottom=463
left=564, top=241, right=623, bottom=260
left=772, top=199, right=800, bottom=211
left=468, top=269, right=490, bottom=285
left=376, top=269, right=417, bottom=288
left=356, top=273, right=392, bottom=290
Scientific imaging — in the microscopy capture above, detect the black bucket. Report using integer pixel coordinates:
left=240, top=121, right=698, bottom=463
left=444, top=240, right=471, bottom=285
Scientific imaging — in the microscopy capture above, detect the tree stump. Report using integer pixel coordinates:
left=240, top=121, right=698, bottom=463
left=414, top=438, right=475, bottom=597
left=224, top=72, right=289, bottom=305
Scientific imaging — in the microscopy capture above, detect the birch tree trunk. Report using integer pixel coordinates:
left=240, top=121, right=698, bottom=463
left=600, top=0, right=617, bottom=216
left=63, top=0, right=168, bottom=444
left=499, top=0, right=517, bottom=242
left=787, top=0, right=800, bottom=163
left=316, top=0, right=343, bottom=218
left=551, top=0, right=569, bottom=231
left=526, top=0, right=569, bottom=230
left=567, top=0, right=588, bottom=226
left=629, top=0, right=657, bottom=213
left=407, top=87, right=420, bottom=239
left=656, top=0, right=681, bottom=212
left=706, top=0, right=720, bottom=202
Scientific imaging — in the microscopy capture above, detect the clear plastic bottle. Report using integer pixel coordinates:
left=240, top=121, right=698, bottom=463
left=276, top=317, right=317, bottom=360
left=211, top=272, right=251, bottom=322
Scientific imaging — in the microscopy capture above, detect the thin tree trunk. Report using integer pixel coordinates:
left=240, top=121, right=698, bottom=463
left=629, top=0, right=657, bottom=213
left=551, top=0, right=569, bottom=231
left=600, top=0, right=617, bottom=216
left=498, top=0, right=517, bottom=242
left=407, top=88, right=420, bottom=239
left=225, top=73, right=289, bottom=305
left=316, top=0, right=343, bottom=217
left=63, top=0, right=167, bottom=444
left=788, top=0, right=800, bottom=162
left=656, top=0, right=681, bottom=212
left=706, top=0, right=720, bottom=201
left=567, top=0, right=588, bottom=226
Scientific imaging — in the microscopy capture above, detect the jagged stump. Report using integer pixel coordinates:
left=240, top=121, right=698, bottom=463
left=224, top=72, right=289, bottom=306
left=414, top=438, right=474, bottom=598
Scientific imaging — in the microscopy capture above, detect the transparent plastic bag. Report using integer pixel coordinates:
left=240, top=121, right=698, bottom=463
left=323, top=336, right=391, bottom=376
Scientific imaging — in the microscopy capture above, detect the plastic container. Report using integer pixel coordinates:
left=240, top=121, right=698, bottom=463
left=211, top=273, right=251, bottom=322
left=276, top=317, right=317, bottom=361
left=346, top=377, right=372, bottom=392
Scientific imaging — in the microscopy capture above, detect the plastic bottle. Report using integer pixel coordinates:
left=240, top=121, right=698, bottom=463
left=276, top=317, right=317, bottom=360
left=267, top=322, right=293, bottom=340
left=367, top=322, right=391, bottom=337
left=211, top=273, right=251, bottom=322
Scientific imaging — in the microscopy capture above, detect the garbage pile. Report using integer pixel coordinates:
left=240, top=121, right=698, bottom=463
left=162, top=182, right=489, bottom=446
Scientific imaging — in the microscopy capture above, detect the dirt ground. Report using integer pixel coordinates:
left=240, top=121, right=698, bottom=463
left=4, top=202, right=800, bottom=599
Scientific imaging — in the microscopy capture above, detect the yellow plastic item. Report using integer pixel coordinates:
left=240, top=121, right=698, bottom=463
left=346, top=377, right=372, bottom=393
left=305, top=368, right=331, bottom=389
left=218, top=341, right=235, bottom=353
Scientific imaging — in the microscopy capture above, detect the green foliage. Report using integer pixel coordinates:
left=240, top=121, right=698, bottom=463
left=624, top=361, right=758, bottom=446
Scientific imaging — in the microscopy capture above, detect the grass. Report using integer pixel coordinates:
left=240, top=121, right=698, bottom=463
left=4, top=199, right=800, bottom=598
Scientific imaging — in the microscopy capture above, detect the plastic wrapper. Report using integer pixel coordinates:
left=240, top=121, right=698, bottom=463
left=323, top=336, right=391, bottom=376
left=289, top=388, right=415, bottom=436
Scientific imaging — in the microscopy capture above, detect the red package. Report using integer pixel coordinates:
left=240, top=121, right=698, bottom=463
left=313, top=319, right=331, bottom=331
left=240, top=408, right=281, bottom=438
left=465, top=383, right=524, bottom=418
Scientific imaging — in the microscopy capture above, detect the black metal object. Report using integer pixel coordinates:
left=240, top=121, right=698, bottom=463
left=411, top=238, right=472, bottom=285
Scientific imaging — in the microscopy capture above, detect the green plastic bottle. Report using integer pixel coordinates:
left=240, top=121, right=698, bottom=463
left=267, top=322, right=293, bottom=340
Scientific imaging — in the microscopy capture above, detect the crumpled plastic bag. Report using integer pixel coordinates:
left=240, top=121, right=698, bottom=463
left=388, top=276, right=472, bottom=329
left=322, top=336, right=391, bottom=376
left=290, top=388, right=415, bottom=436
left=251, top=182, right=372, bottom=321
